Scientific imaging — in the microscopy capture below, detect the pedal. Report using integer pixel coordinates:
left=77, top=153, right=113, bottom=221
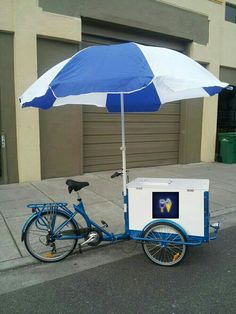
left=101, top=220, right=108, bottom=228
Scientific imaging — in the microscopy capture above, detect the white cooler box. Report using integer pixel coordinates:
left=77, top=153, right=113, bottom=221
left=127, top=178, right=209, bottom=238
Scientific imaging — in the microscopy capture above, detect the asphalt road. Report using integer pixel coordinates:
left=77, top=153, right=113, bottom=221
left=0, top=226, right=235, bottom=314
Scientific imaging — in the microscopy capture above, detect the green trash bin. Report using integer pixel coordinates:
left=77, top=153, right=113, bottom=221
left=218, top=132, right=236, bottom=164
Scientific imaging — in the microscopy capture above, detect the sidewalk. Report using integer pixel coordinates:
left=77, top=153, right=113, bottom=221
left=0, top=162, right=236, bottom=271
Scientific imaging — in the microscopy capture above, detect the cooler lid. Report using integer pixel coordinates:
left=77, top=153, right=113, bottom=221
left=127, top=177, right=209, bottom=190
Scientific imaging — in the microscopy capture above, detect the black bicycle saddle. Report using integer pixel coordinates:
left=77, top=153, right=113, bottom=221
left=66, top=179, right=89, bottom=193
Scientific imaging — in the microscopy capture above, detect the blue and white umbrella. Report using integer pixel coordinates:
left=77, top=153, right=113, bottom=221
left=20, top=42, right=228, bottom=199
left=20, top=42, right=227, bottom=111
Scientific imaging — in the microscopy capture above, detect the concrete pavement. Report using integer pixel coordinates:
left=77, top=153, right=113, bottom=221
left=0, top=162, right=236, bottom=271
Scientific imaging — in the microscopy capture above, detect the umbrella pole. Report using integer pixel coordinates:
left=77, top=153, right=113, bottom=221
left=120, top=93, right=127, bottom=211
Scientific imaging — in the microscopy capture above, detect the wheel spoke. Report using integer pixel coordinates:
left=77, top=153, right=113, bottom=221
left=25, top=212, right=78, bottom=262
left=165, top=248, right=172, bottom=263
left=150, top=246, right=162, bottom=256
left=147, top=243, right=161, bottom=251
left=143, top=223, right=186, bottom=266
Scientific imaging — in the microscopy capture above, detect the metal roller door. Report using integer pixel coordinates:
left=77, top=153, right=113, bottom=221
left=83, top=104, right=180, bottom=172
left=82, top=22, right=184, bottom=172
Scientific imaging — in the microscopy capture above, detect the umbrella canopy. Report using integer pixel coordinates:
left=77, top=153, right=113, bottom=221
left=20, top=42, right=228, bottom=111
left=20, top=42, right=228, bottom=205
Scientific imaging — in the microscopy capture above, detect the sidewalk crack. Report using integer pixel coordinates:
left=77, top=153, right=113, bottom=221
left=29, top=182, right=56, bottom=202
left=0, top=211, right=23, bottom=258
left=87, top=187, right=123, bottom=210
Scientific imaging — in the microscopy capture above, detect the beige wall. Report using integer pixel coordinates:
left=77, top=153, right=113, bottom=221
left=0, top=0, right=81, bottom=182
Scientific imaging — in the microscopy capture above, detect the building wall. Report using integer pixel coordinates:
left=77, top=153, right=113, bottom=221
left=0, top=0, right=235, bottom=182
left=39, top=0, right=209, bottom=44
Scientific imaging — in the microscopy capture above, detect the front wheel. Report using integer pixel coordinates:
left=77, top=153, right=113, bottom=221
left=142, top=222, right=187, bottom=266
left=24, top=211, right=78, bottom=262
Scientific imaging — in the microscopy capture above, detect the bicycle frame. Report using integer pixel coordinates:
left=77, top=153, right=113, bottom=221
left=68, top=200, right=129, bottom=241
left=25, top=199, right=130, bottom=242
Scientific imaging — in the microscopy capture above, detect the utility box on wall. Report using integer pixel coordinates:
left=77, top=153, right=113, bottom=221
left=127, top=178, right=209, bottom=238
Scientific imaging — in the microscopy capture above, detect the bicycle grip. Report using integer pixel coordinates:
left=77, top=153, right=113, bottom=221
left=111, top=171, right=121, bottom=178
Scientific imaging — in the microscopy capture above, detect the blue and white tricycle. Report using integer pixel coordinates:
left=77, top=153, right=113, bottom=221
left=22, top=173, right=220, bottom=266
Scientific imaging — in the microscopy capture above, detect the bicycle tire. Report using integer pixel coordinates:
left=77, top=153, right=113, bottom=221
left=142, top=221, right=187, bottom=266
left=24, top=211, right=78, bottom=262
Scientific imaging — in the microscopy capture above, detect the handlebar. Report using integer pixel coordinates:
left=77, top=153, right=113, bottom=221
left=111, top=171, right=123, bottom=178
left=111, top=170, right=129, bottom=183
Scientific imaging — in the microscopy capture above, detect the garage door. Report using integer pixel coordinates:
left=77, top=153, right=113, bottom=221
left=82, top=22, right=183, bottom=172
left=83, top=104, right=180, bottom=172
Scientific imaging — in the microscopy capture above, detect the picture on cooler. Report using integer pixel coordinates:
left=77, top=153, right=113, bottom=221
left=153, top=192, right=179, bottom=219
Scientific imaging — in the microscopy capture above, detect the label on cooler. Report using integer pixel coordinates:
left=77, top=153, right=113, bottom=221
left=152, top=192, right=179, bottom=219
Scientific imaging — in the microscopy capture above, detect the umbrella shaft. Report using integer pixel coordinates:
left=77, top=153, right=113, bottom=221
left=120, top=94, right=127, bottom=211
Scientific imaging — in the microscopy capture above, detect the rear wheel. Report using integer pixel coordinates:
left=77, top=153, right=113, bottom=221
left=24, top=211, right=78, bottom=262
left=142, top=222, right=187, bottom=266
